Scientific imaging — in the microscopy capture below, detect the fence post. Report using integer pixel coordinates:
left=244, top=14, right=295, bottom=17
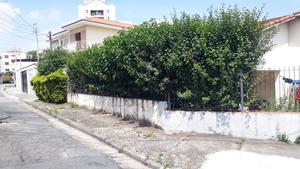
left=240, top=70, right=244, bottom=111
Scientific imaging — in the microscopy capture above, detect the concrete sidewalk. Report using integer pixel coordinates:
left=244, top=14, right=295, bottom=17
left=4, top=87, right=300, bottom=169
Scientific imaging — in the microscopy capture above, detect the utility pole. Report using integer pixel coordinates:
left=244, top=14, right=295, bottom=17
left=48, top=31, right=53, bottom=50
left=33, top=23, right=39, bottom=61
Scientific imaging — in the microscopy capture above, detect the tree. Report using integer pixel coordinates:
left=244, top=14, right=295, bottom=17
left=37, top=49, right=69, bottom=75
left=27, top=50, right=41, bottom=60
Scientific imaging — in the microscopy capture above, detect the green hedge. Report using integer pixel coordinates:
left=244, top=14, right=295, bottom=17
left=67, top=7, right=275, bottom=111
left=31, top=69, right=68, bottom=104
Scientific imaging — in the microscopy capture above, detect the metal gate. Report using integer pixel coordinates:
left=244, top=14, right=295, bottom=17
left=21, top=71, right=28, bottom=93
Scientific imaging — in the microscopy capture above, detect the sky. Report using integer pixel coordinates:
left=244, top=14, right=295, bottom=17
left=1, top=0, right=300, bottom=52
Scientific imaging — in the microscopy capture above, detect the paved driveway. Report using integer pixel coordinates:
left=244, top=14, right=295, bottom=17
left=0, top=93, right=120, bottom=169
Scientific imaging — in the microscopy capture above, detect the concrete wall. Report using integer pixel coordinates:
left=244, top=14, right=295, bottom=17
left=85, top=25, right=118, bottom=44
left=288, top=18, right=300, bottom=47
left=159, top=111, right=300, bottom=141
left=68, top=93, right=168, bottom=126
left=263, top=19, right=300, bottom=68
left=68, top=93, right=300, bottom=141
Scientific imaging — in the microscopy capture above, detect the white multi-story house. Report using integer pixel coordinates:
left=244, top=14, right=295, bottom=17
left=0, top=50, right=27, bottom=73
left=78, top=0, right=116, bottom=20
left=52, top=0, right=132, bottom=51
left=52, top=18, right=132, bottom=51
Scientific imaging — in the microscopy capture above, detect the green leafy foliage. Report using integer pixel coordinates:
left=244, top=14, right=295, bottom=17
left=38, top=49, right=68, bottom=75
left=277, top=133, right=290, bottom=143
left=27, top=50, right=41, bottom=60
left=31, top=69, right=68, bottom=104
left=67, top=6, right=275, bottom=111
left=295, top=135, right=300, bottom=144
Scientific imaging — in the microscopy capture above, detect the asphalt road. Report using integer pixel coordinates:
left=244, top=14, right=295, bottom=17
left=0, top=93, right=121, bottom=169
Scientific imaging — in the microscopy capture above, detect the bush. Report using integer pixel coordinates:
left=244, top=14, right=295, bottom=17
left=38, top=49, right=68, bottom=75
left=67, top=6, right=275, bottom=111
left=31, top=69, right=68, bottom=104
left=295, top=135, right=300, bottom=144
left=2, top=72, right=14, bottom=83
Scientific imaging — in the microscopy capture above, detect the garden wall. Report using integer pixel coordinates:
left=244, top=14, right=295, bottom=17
left=67, top=93, right=168, bottom=126
left=68, top=93, right=300, bottom=141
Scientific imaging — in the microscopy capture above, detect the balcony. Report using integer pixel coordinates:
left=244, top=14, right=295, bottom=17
left=67, top=41, right=92, bottom=51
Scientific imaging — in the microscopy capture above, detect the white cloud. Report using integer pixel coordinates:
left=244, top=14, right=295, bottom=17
left=47, top=9, right=62, bottom=20
left=0, top=2, right=19, bottom=34
left=27, top=10, right=41, bottom=20
left=27, top=8, right=62, bottom=21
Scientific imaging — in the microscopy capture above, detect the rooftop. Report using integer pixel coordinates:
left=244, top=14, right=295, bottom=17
left=264, top=11, right=300, bottom=27
left=62, top=17, right=133, bottom=30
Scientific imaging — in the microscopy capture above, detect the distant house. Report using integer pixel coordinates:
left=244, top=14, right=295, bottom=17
left=0, top=50, right=27, bottom=73
left=52, top=18, right=132, bottom=51
left=256, top=12, right=300, bottom=101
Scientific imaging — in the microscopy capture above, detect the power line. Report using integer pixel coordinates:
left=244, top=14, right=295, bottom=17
left=0, top=0, right=33, bottom=32
left=0, top=25, right=35, bottom=41
left=0, top=16, right=34, bottom=35
left=1, top=0, right=33, bottom=29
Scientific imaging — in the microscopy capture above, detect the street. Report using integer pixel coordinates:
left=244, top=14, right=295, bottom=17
left=0, top=93, right=142, bottom=169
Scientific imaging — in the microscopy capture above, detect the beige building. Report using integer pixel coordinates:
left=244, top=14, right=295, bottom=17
left=52, top=17, right=132, bottom=51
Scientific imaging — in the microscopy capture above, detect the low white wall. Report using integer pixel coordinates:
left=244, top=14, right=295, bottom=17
left=68, top=93, right=300, bottom=141
left=68, top=93, right=168, bottom=126
left=159, top=111, right=300, bottom=141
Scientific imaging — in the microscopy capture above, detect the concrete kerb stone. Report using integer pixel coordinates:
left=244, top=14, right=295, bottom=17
left=3, top=92, right=163, bottom=169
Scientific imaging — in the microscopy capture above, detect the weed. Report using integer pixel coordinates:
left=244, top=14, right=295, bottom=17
left=143, top=133, right=153, bottom=139
left=277, top=133, right=290, bottom=143
left=69, top=102, right=78, bottom=108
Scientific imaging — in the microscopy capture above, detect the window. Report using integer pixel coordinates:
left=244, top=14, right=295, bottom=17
left=5, top=62, right=9, bottom=65
left=91, top=10, right=103, bottom=16
left=5, top=69, right=9, bottom=72
left=0, top=56, right=2, bottom=59
left=11, top=59, right=15, bottom=63
left=5, top=55, right=8, bottom=58
left=75, top=32, right=81, bottom=41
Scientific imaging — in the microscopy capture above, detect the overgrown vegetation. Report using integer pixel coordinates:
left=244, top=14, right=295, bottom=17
left=38, top=49, right=68, bottom=76
left=31, top=69, right=68, bottom=104
left=67, top=6, right=274, bottom=111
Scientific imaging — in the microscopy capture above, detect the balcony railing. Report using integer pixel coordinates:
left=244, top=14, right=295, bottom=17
left=67, top=41, right=92, bottom=51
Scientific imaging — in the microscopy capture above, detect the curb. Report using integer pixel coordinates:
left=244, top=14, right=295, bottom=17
left=3, top=92, right=163, bottom=169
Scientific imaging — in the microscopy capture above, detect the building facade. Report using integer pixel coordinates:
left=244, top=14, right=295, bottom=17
left=52, top=0, right=132, bottom=51
left=0, top=51, right=27, bottom=73
left=256, top=12, right=300, bottom=101
left=15, top=63, right=37, bottom=95
left=78, top=0, right=116, bottom=20
left=52, top=17, right=132, bottom=51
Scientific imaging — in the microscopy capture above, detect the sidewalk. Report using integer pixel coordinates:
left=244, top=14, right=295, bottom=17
left=4, top=87, right=300, bottom=169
